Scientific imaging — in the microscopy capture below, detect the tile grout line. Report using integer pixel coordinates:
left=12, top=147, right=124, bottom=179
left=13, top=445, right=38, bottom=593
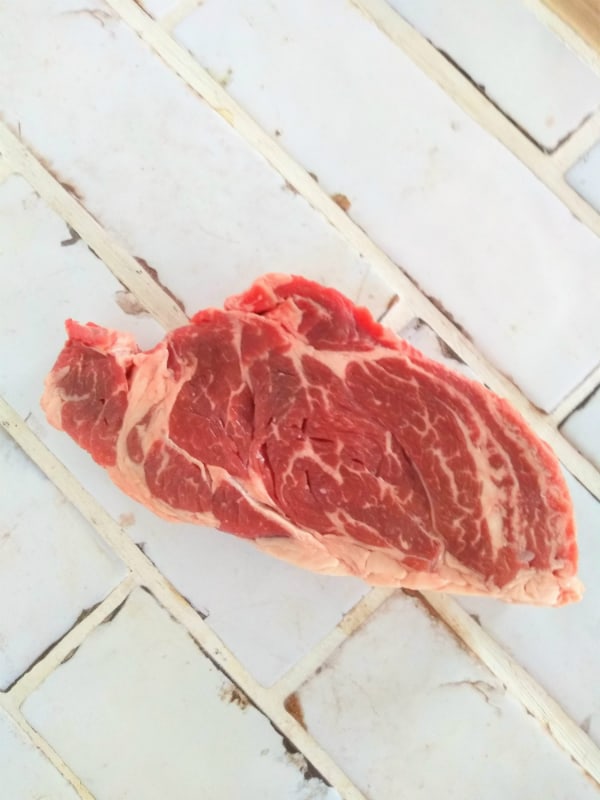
left=45, top=0, right=600, bottom=501
left=0, top=122, right=187, bottom=332
left=551, top=361, right=600, bottom=425
left=8, top=576, right=137, bottom=709
left=551, top=108, right=600, bottom=173
left=158, top=0, right=203, bottom=31
left=521, top=0, right=600, bottom=75
left=349, top=0, right=600, bottom=228
left=271, top=588, right=395, bottom=702
left=0, top=157, right=13, bottom=184
left=0, top=397, right=368, bottom=800
left=2, top=394, right=600, bottom=793
left=0, top=697, right=95, bottom=800
left=422, top=591, right=600, bottom=787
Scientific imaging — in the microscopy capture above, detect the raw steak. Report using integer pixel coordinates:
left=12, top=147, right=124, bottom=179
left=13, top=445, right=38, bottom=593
left=41, top=274, right=582, bottom=605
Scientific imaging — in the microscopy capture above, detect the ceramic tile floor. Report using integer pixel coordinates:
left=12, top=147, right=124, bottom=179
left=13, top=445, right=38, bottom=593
left=1, top=1, right=600, bottom=798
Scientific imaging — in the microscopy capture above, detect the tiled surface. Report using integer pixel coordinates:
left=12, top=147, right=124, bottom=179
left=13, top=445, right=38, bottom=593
left=172, top=0, right=600, bottom=412
left=0, top=428, right=125, bottom=690
left=561, top=388, right=600, bottom=470
left=22, top=588, right=338, bottom=800
left=567, top=140, right=600, bottom=212
left=1, top=1, right=600, bottom=798
left=296, top=592, right=598, bottom=800
left=0, top=709, right=80, bottom=800
left=0, top=0, right=391, bottom=321
left=388, top=0, right=600, bottom=149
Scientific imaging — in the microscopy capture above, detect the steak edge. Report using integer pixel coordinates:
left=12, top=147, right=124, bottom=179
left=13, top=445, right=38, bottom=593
left=41, top=273, right=582, bottom=606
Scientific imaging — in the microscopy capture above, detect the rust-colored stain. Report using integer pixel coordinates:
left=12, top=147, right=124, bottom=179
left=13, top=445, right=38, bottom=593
left=115, top=290, right=147, bottom=317
left=331, top=192, right=351, bottom=212
left=377, top=293, right=399, bottom=323
left=284, top=692, right=307, bottom=730
left=135, top=256, right=186, bottom=314
left=219, top=684, right=250, bottom=710
left=423, top=291, right=473, bottom=343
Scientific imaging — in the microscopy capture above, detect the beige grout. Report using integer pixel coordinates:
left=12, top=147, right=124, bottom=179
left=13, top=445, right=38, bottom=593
left=159, top=0, right=203, bottom=31
left=551, top=109, right=600, bottom=172
left=0, top=695, right=95, bottom=800
left=423, top=591, right=600, bottom=787
left=349, top=0, right=600, bottom=237
left=8, top=576, right=136, bottom=709
left=551, top=361, right=600, bottom=425
left=0, top=122, right=187, bottom=332
left=521, top=0, right=600, bottom=75
left=75, top=0, right=600, bottom=503
left=271, top=587, right=395, bottom=701
left=0, top=396, right=367, bottom=800
left=0, top=157, right=13, bottom=184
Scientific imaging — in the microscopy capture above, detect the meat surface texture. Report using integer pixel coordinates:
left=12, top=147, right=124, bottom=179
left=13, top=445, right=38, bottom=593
left=41, top=274, right=582, bottom=605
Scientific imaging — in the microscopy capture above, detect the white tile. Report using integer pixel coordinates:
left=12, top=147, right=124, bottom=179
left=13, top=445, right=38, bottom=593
left=0, top=0, right=392, bottom=321
left=561, top=388, right=600, bottom=470
left=0, top=429, right=125, bottom=690
left=459, top=472, right=600, bottom=745
left=567, top=140, right=600, bottom=213
left=172, top=0, right=600, bottom=411
left=0, top=176, right=163, bottom=417
left=0, top=708, right=80, bottom=800
left=22, top=588, right=339, bottom=800
left=296, top=592, right=599, bottom=799
left=387, top=0, right=600, bottom=149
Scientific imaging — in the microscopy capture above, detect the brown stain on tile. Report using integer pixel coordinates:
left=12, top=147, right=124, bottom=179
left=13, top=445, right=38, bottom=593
left=282, top=180, right=299, bottom=194
left=115, top=290, right=148, bottom=317
left=284, top=692, right=307, bottom=730
left=376, top=293, right=400, bottom=323
left=135, top=256, right=186, bottom=314
left=308, top=171, right=319, bottom=183
left=436, top=335, right=464, bottom=363
left=60, top=9, right=112, bottom=27
left=23, top=140, right=85, bottom=203
left=219, top=683, right=250, bottom=710
left=331, top=192, right=351, bottom=212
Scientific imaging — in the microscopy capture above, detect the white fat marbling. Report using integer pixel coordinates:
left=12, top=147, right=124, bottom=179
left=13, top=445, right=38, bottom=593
left=567, top=140, right=600, bottom=213
left=387, top=0, right=600, bottom=149
left=561, top=388, right=600, bottom=470
left=0, top=429, right=125, bottom=690
left=296, top=592, right=599, bottom=799
left=171, top=0, right=600, bottom=411
left=0, top=709, right=80, bottom=800
left=22, top=588, right=339, bottom=800
left=0, top=0, right=393, bottom=322
left=459, top=471, right=600, bottom=746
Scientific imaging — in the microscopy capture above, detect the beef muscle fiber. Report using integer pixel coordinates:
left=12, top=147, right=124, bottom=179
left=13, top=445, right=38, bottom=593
left=41, top=274, right=582, bottom=605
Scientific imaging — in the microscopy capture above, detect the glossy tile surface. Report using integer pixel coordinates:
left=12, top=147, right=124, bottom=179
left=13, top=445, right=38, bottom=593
left=0, top=709, right=80, bottom=800
left=296, top=592, right=598, bottom=799
left=388, top=0, right=600, bottom=149
left=0, top=429, right=125, bottom=690
left=22, top=588, right=339, bottom=800
left=171, top=0, right=600, bottom=410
